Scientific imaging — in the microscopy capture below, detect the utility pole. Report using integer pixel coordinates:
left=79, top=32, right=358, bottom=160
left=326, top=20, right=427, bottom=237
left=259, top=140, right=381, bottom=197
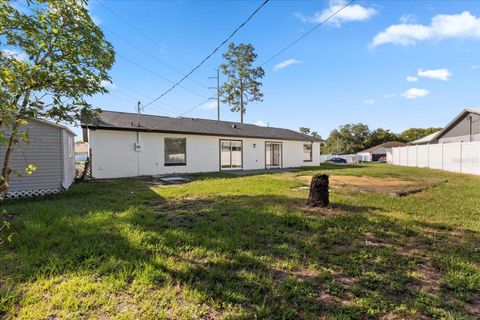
left=136, top=101, right=142, bottom=127
left=240, top=77, right=244, bottom=124
left=209, top=68, right=220, bottom=121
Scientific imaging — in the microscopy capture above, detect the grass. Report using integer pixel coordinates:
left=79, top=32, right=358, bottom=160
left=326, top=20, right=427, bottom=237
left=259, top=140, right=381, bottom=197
left=1, top=163, right=479, bottom=319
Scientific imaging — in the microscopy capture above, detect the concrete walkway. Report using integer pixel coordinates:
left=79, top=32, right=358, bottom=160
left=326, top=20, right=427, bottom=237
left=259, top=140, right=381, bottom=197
left=225, top=168, right=298, bottom=176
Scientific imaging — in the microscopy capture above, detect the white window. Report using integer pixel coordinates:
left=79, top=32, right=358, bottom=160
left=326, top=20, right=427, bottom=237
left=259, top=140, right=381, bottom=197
left=165, top=138, right=186, bottom=166
left=68, top=136, right=74, bottom=158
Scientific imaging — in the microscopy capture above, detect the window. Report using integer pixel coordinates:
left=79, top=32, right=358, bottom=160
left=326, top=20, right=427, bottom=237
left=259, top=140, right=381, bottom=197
left=303, top=143, right=313, bottom=162
left=68, top=136, right=74, bottom=158
left=165, top=138, right=186, bottom=166
left=220, top=140, right=242, bottom=169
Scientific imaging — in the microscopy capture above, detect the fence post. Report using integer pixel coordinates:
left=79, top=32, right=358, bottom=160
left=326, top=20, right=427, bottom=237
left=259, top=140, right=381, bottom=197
left=416, top=145, right=419, bottom=167
left=460, top=141, right=463, bottom=174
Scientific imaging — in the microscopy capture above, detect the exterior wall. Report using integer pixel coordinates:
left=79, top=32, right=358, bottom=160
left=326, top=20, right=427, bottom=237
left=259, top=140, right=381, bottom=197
left=89, top=129, right=320, bottom=179
left=438, top=113, right=480, bottom=143
left=61, top=128, right=75, bottom=189
left=0, top=119, right=63, bottom=193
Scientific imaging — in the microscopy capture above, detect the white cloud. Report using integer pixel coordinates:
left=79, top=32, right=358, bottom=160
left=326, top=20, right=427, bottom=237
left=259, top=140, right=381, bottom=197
left=254, top=120, right=268, bottom=127
left=273, top=58, right=300, bottom=71
left=364, top=99, right=375, bottom=105
left=100, top=80, right=117, bottom=90
left=295, top=0, right=376, bottom=27
left=401, top=88, right=430, bottom=99
left=383, top=93, right=397, bottom=98
left=399, top=14, right=418, bottom=24
left=371, top=11, right=480, bottom=48
left=471, top=64, right=480, bottom=70
left=406, top=76, right=418, bottom=82
left=1, top=49, right=27, bottom=61
left=417, top=68, right=451, bottom=81
left=200, top=100, right=217, bottom=110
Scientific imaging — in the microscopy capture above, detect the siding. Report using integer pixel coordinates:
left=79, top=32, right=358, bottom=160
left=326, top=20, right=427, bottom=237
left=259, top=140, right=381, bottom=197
left=0, top=120, right=63, bottom=192
left=89, top=129, right=320, bottom=179
left=438, top=113, right=480, bottom=143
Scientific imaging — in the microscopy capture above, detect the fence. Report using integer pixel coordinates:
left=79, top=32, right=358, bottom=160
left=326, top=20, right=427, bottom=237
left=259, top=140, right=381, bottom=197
left=320, top=154, right=359, bottom=163
left=387, top=142, right=480, bottom=175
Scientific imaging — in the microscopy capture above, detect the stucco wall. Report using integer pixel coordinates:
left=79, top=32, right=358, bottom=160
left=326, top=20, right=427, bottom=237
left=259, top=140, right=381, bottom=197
left=89, top=129, right=320, bottom=178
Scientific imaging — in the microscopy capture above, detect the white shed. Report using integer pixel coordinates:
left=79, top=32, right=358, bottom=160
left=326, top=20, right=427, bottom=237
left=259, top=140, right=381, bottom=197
left=0, top=118, right=76, bottom=198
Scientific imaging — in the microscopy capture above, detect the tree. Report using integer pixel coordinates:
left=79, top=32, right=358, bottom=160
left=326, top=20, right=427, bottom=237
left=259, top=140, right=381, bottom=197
left=368, top=128, right=399, bottom=146
left=220, top=43, right=264, bottom=123
left=0, top=0, right=115, bottom=199
left=321, top=123, right=371, bottom=154
left=398, top=127, right=442, bottom=142
left=299, top=127, right=311, bottom=135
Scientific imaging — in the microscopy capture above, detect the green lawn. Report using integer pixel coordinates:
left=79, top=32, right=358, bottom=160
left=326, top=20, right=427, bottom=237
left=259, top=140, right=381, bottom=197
left=1, top=163, right=479, bottom=319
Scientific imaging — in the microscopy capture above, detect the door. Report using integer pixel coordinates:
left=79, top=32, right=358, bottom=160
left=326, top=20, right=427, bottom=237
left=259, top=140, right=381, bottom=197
left=266, top=142, right=282, bottom=168
left=220, top=140, right=243, bottom=170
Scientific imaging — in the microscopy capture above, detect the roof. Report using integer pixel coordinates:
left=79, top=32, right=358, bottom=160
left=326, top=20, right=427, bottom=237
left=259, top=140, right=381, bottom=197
left=81, top=110, right=321, bottom=142
left=29, top=118, right=76, bottom=136
left=408, top=131, right=441, bottom=145
left=358, top=141, right=407, bottom=154
left=434, top=108, right=480, bottom=140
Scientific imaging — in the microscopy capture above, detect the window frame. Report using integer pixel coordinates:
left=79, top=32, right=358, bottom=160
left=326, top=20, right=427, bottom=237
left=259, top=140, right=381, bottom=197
left=219, top=139, right=243, bottom=170
left=303, top=143, right=313, bottom=162
left=164, top=137, right=187, bottom=166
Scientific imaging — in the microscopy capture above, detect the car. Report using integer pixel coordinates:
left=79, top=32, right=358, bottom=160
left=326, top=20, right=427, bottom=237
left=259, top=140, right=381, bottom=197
left=327, top=157, right=347, bottom=163
left=378, top=156, right=387, bottom=163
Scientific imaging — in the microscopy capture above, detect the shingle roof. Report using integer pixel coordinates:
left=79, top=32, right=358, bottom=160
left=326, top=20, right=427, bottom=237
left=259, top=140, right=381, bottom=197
left=408, top=131, right=441, bottom=145
left=358, top=141, right=407, bottom=154
left=82, top=110, right=321, bottom=142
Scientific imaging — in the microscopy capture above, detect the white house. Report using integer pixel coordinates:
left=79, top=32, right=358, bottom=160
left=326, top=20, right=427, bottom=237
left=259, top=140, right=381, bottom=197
left=81, top=111, right=321, bottom=179
left=0, top=118, right=76, bottom=198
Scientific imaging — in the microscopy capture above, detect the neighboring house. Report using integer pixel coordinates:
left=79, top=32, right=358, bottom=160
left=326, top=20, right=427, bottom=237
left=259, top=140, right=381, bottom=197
left=408, top=131, right=441, bottom=145
left=409, top=108, right=480, bottom=145
left=75, top=141, right=89, bottom=162
left=0, top=118, right=76, bottom=198
left=357, top=141, right=407, bottom=162
left=81, top=111, right=321, bottom=179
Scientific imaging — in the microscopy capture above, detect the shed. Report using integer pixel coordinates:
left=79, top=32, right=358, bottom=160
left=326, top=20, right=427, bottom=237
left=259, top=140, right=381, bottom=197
left=0, top=118, right=76, bottom=198
left=357, top=141, right=407, bottom=162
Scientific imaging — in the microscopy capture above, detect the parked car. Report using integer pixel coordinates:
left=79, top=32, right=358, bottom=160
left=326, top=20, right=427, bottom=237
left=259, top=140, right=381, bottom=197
left=327, top=157, right=347, bottom=164
left=378, top=156, right=387, bottom=163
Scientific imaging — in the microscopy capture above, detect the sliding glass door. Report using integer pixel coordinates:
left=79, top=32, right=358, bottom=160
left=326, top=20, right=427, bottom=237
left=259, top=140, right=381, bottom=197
left=266, top=142, right=282, bottom=168
left=220, top=140, right=242, bottom=170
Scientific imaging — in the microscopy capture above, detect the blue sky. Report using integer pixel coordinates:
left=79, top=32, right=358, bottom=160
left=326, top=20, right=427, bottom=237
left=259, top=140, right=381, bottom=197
left=79, top=0, right=480, bottom=139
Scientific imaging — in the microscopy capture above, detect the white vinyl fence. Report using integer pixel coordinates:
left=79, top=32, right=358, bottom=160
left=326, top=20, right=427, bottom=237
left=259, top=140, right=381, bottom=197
left=387, top=142, right=480, bottom=175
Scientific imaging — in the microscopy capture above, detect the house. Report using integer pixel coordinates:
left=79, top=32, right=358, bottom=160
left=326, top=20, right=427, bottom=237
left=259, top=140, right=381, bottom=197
left=357, top=141, right=407, bottom=162
left=410, top=109, right=480, bottom=145
left=0, top=118, right=76, bottom=198
left=408, top=131, right=441, bottom=145
left=81, top=111, right=321, bottom=179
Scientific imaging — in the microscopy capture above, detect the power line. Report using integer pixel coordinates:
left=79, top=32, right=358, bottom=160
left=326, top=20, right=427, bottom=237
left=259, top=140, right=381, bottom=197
left=143, top=0, right=270, bottom=109
left=179, top=98, right=213, bottom=117
left=260, top=0, right=355, bottom=67
left=117, top=54, right=209, bottom=99
left=95, top=0, right=211, bottom=80
left=102, top=25, right=209, bottom=90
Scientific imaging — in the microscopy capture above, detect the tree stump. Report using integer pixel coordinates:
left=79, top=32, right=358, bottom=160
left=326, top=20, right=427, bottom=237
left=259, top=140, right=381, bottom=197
left=307, top=174, right=329, bottom=207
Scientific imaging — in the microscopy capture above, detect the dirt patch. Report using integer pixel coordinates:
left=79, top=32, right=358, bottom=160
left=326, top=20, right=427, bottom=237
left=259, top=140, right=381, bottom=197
left=297, top=175, right=441, bottom=195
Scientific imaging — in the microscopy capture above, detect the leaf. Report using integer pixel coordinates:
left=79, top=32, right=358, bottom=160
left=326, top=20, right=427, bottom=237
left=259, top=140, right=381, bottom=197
left=25, top=164, right=37, bottom=175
